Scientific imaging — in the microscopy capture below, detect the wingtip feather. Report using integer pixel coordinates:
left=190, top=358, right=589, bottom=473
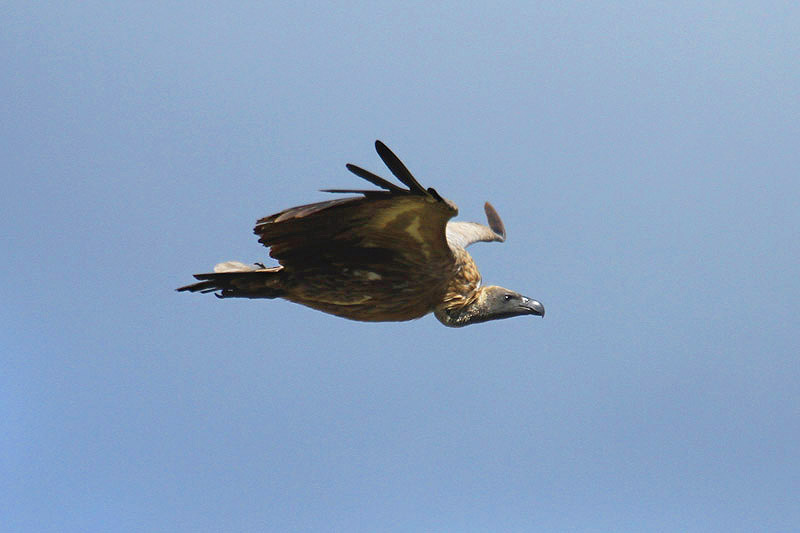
left=373, top=141, right=427, bottom=195
left=484, top=202, right=506, bottom=241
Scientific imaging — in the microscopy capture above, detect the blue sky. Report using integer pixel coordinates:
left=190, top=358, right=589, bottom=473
left=3, top=2, right=799, bottom=531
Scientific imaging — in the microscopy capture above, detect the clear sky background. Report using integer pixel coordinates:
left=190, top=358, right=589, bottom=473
left=3, top=2, right=799, bottom=531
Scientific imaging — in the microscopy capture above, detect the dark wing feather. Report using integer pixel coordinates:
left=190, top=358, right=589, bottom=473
left=374, top=141, right=446, bottom=202
left=267, top=197, right=358, bottom=223
left=345, top=163, right=405, bottom=192
left=375, top=141, right=427, bottom=194
left=483, top=202, right=506, bottom=240
left=319, top=188, right=395, bottom=199
left=319, top=189, right=391, bottom=194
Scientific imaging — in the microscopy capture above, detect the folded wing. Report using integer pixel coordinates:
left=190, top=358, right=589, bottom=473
left=253, top=142, right=460, bottom=305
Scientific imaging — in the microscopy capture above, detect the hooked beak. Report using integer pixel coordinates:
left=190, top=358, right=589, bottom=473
left=521, top=297, right=545, bottom=318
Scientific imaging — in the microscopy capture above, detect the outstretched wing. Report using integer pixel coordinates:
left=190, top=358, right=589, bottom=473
left=254, top=141, right=459, bottom=278
left=445, top=202, right=506, bottom=250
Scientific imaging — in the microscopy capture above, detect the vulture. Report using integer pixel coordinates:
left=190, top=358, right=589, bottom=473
left=177, top=141, right=544, bottom=327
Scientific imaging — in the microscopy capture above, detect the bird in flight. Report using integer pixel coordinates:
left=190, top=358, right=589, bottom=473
left=177, top=141, right=544, bottom=327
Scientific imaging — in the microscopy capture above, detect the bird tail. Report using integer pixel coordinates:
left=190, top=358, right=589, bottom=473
left=176, top=262, right=285, bottom=299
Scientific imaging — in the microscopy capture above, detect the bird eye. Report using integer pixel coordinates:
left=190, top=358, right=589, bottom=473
left=503, top=294, right=512, bottom=301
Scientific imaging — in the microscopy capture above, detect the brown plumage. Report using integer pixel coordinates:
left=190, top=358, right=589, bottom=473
left=177, top=141, right=544, bottom=327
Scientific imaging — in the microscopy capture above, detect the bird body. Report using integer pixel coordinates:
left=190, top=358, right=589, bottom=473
left=178, top=141, right=544, bottom=327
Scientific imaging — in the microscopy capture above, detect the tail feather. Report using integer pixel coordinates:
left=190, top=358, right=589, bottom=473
left=177, top=263, right=285, bottom=299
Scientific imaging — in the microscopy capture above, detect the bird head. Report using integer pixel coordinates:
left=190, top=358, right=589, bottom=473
left=474, top=286, right=545, bottom=322
left=435, top=285, right=544, bottom=327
